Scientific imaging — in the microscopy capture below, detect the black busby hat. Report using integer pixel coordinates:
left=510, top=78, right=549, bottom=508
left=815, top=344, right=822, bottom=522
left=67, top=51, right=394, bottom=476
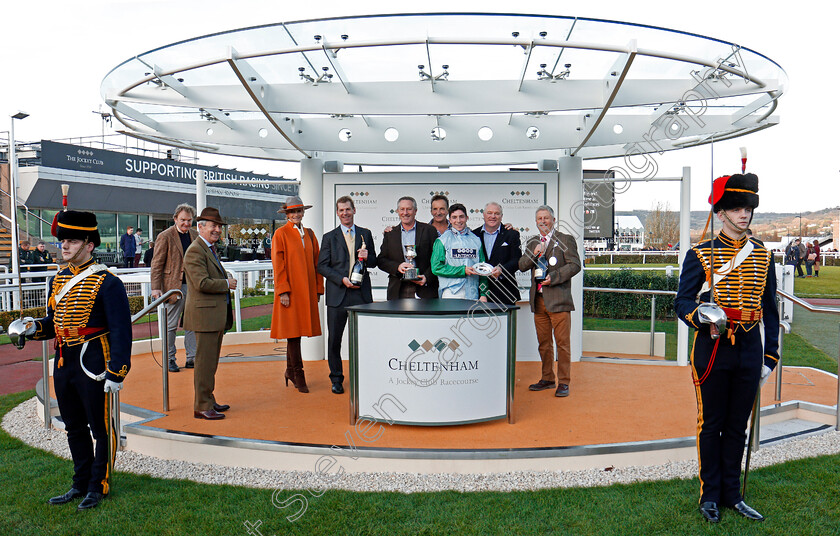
left=51, top=210, right=101, bottom=247
left=708, top=173, right=759, bottom=213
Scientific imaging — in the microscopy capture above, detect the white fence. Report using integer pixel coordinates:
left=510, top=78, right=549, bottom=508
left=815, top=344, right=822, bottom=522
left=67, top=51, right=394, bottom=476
left=1, top=260, right=273, bottom=333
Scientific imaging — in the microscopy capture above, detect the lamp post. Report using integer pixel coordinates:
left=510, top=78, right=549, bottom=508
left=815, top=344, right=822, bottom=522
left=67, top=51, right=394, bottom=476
left=794, top=213, right=802, bottom=239
left=9, top=111, right=29, bottom=311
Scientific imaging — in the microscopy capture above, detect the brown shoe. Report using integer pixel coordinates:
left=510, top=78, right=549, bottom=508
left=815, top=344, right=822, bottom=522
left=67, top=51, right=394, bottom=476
left=213, top=403, right=230, bottom=412
left=194, top=409, right=225, bottom=420
left=555, top=383, right=570, bottom=397
left=529, top=380, right=556, bottom=391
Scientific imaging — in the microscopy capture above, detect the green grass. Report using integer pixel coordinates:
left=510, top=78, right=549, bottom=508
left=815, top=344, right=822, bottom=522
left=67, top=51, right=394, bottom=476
left=2, top=390, right=840, bottom=535
left=583, top=317, right=678, bottom=358
left=583, top=317, right=838, bottom=373
left=241, top=314, right=271, bottom=332
left=793, top=266, right=840, bottom=298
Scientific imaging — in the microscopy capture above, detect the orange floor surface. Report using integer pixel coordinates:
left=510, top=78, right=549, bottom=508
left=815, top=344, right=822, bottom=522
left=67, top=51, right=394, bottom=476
left=52, top=343, right=838, bottom=450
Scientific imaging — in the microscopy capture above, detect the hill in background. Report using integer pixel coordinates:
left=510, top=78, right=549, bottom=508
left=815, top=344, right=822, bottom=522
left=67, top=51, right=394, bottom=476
left=619, top=206, right=838, bottom=243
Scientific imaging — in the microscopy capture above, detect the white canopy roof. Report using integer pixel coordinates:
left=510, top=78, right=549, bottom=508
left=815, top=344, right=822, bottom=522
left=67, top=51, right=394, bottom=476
left=101, top=13, right=786, bottom=166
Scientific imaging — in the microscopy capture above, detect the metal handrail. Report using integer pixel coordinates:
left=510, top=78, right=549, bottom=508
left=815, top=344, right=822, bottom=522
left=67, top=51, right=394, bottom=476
left=131, top=289, right=182, bottom=323
left=775, top=289, right=840, bottom=431
left=40, top=288, right=183, bottom=431
left=584, top=286, right=676, bottom=296
left=777, top=289, right=840, bottom=316
left=132, top=289, right=182, bottom=414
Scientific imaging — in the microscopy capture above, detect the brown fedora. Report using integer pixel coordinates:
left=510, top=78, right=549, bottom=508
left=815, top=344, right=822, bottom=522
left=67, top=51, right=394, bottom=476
left=277, top=195, right=313, bottom=214
left=196, top=207, right=227, bottom=225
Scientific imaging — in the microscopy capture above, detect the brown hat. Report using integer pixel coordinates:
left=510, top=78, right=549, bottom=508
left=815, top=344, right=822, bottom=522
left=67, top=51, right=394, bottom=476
left=196, top=207, right=227, bottom=225
left=277, top=195, right=313, bottom=214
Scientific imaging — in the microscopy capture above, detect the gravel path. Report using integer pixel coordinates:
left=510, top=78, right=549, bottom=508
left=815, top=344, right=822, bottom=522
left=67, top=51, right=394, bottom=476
left=4, top=397, right=840, bottom=493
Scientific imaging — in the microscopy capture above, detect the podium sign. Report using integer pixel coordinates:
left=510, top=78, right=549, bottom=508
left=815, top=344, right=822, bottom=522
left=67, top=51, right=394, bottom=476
left=348, top=300, right=517, bottom=426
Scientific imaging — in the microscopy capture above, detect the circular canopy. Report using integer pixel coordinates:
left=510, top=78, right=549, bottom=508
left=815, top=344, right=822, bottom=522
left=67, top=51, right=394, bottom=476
left=101, top=13, right=786, bottom=166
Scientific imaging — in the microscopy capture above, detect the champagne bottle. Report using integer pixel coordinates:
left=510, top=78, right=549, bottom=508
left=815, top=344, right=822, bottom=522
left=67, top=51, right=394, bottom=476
left=350, top=237, right=366, bottom=285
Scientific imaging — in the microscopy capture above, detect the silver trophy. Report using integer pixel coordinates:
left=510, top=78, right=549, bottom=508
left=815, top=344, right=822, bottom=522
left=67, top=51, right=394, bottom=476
left=403, top=244, right=419, bottom=281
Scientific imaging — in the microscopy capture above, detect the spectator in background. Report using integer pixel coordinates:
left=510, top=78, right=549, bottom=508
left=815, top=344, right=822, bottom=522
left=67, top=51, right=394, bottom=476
left=151, top=204, right=198, bottom=372
left=805, top=243, right=816, bottom=277
left=134, top=228, right=144, bottom=266
left=31, top=241, right=54, bottom=282
left=143, top=241, right=154, bottom=267
left=18, top=240, right=33, bottom=273
left=797, top=238, right=807, bottom=276
left=785, top=238, right=803, bottom=277
left=119, top=226, right=136, bottom=268
left=812, top=240, right=821, bottom=277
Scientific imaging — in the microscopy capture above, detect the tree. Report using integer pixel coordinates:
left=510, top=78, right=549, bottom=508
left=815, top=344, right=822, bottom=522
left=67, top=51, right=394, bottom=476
left=645, top=202, right=679, bottom=250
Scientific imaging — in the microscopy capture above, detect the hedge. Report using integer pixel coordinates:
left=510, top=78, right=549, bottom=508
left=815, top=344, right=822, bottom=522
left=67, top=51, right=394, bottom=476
left=583, top=269, right=678, bottom=320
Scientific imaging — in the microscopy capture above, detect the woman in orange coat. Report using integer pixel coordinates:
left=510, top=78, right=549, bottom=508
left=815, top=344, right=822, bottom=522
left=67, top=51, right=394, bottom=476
left=270, top=196, right=324, bottom=393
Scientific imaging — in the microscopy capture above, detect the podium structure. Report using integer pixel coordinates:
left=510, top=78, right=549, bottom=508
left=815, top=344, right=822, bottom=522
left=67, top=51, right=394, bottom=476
left=347, top=299, right=517, bottom=426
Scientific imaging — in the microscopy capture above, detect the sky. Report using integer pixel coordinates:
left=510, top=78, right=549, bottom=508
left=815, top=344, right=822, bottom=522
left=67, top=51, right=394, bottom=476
left=2, top=0, right=837, bottom=214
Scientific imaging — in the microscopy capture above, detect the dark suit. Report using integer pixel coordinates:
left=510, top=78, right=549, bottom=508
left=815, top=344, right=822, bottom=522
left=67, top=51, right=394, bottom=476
left=183, top=238, right=233, bottom=412
left=317, top=225, right=377, bottom=384
left=377, top=221, right=438, bottom=300
left=473, top=225, right=522, bottom=304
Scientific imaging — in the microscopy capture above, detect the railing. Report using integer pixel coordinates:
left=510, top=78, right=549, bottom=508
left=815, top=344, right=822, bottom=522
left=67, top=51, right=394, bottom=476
left=585, top=250, right=840, bottom=266
left=2, top=261, right=273, bottom=330
left=776, top=289, right=840, bottom=432
left=38, top=289, right=183, bottom=434
left=132, top=289, right=184, bottom=415
left=582, top=286, right=677, bottom=357
left=585, top=251, right=678, bottom=264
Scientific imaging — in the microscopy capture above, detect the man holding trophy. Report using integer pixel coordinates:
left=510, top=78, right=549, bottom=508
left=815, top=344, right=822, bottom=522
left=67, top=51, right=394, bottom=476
left=377, top=196, right=438, bottom=300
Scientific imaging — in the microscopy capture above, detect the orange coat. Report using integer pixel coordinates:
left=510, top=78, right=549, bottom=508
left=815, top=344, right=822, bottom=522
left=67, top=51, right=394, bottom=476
left=270, top=222, right=324, bottom=339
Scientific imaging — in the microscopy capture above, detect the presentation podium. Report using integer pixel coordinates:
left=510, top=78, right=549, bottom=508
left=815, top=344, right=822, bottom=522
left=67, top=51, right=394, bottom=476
left=347, top=299, right=518, bottom=426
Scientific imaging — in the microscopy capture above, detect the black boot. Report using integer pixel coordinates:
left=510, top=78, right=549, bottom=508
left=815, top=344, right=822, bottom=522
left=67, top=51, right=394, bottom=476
left=48, top=488, right=84, bottom=505
left=77, top=491, right=105, bottom=510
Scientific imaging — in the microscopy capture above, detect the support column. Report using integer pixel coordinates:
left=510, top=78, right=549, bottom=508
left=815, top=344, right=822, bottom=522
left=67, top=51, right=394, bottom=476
left=299, top=157, right=325, bottom=361
left=677, top=166, right=691, bottom=366
left=556, top=156, right=584, bottom=363
left=9, top=118, right=21, bottom=311
left=195, top=169, right=206, bottom=214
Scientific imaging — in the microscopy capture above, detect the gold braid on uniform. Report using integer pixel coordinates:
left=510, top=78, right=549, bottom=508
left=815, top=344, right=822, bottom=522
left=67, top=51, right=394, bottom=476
left=49, top=265, right=109, bottom=347
left=694, top=233, right=771, bottom=343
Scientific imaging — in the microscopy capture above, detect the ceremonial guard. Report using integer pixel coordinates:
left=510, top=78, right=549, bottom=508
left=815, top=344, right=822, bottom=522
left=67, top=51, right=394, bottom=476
left=675, top=168, right=779, bottom=523
left=10, top=210, right=132, bottom=510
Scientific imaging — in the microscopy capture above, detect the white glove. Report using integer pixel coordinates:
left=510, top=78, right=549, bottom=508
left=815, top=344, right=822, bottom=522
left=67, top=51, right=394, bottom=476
left=759, top=365, right=772, bottom=387
left=21, top=317, right=37, bottom=336
left=104, top=380, right=124, bottom=393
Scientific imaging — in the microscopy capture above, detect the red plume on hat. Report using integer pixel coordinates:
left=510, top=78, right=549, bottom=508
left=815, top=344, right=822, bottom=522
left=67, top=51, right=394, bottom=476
left=708, top=175, right=731, bottom=206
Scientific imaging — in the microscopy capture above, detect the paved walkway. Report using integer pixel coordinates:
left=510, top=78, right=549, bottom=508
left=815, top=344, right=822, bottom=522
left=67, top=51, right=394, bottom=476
left=0, top=303, right=273, bottom=396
